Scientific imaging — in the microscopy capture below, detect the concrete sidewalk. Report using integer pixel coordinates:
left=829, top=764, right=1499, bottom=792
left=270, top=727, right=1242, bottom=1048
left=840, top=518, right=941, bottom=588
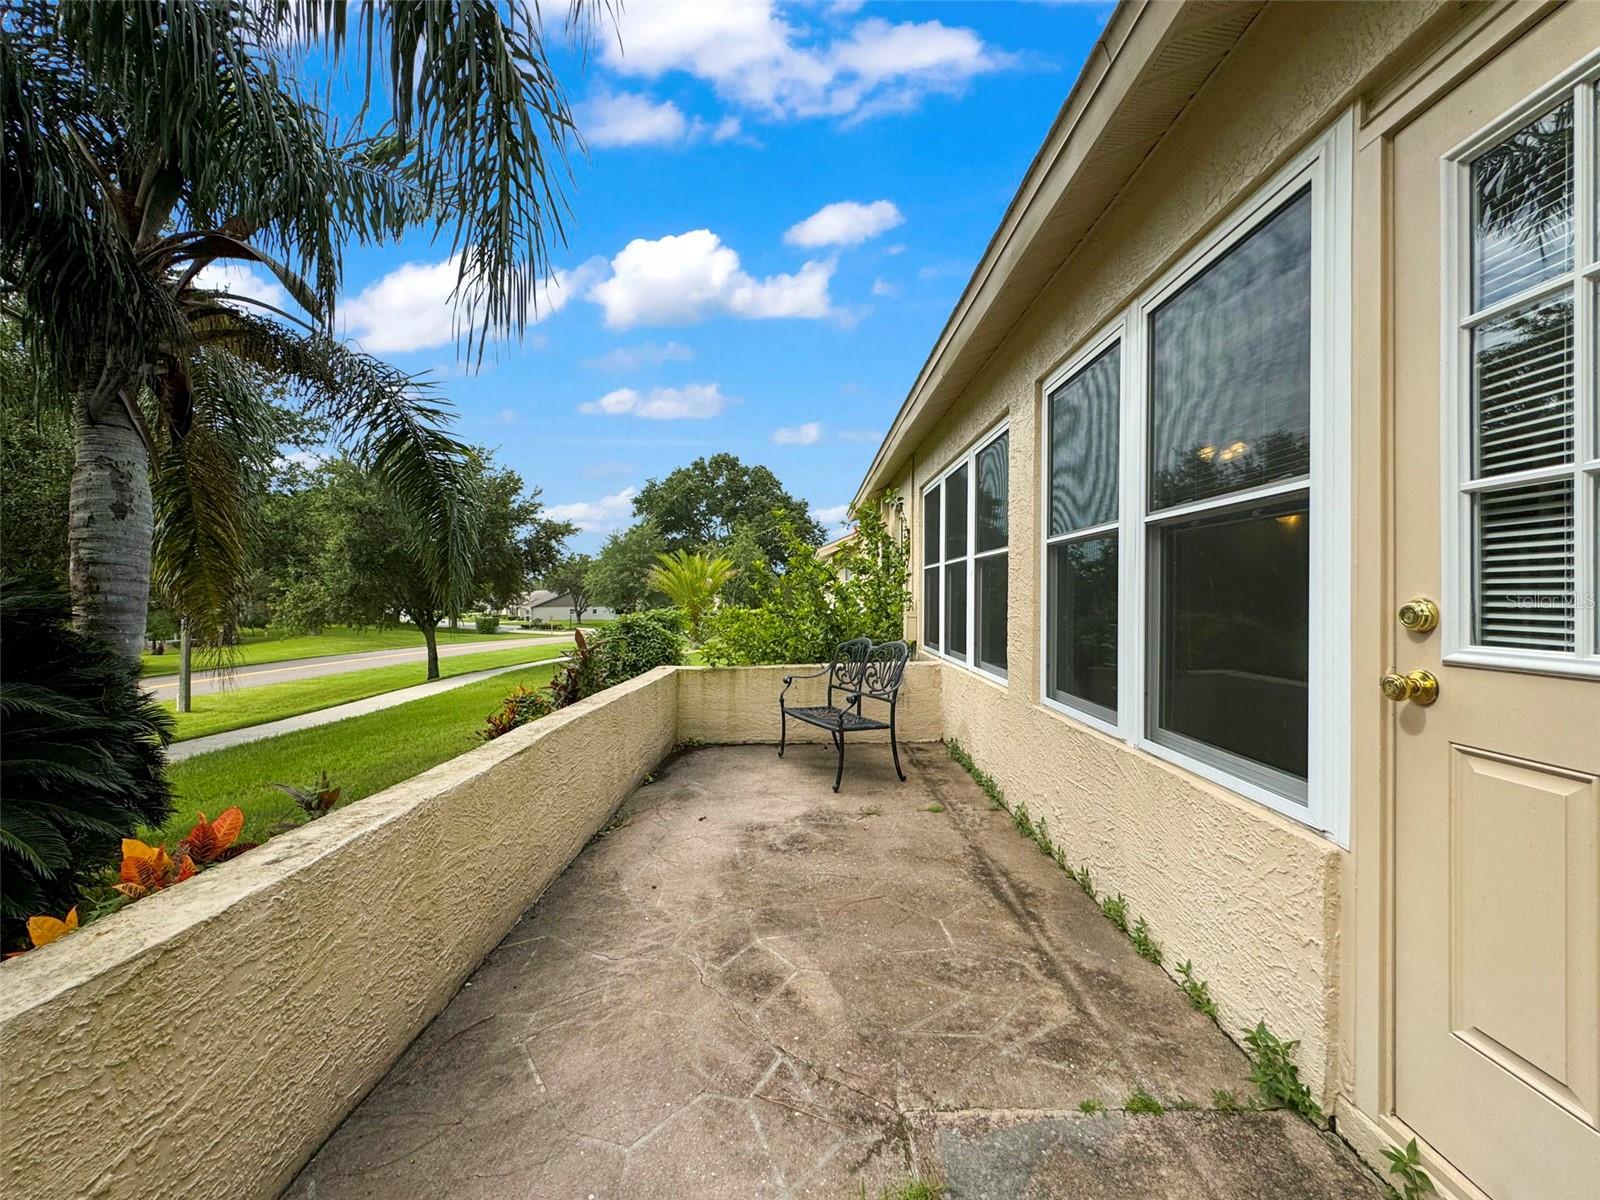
left=284, top=744, right=1386, bottom=1199
left=168, top=657, right=564, bottom=762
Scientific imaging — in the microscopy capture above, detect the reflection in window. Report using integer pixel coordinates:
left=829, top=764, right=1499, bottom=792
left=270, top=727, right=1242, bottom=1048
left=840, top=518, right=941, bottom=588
left=1472, top=99, right=1573, bottom=310
left=1149, top=189, right=1311, bottom=510
left=1048, top=537, right=1117, bottom=716
left=1051, top=344, right=1119, bottom=535
left=1156, top=505, right=1310, bottom=783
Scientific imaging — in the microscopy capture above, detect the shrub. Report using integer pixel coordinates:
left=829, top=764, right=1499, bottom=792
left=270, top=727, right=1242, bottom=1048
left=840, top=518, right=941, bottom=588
left=703, top=494, right=909, bottom=665
left=473, top=613, right=500, bottom=634
left=636, top=605, right=687, bottom=635
left=478, top=683, right=557, bottom=741
left=0, top=578, right=174, bottom=948
left=594, top=611, right=683, bottom=685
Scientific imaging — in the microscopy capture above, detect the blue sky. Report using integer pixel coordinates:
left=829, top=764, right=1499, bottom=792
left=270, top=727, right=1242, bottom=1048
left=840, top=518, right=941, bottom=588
left=236, top=2, right=1113, bottom=551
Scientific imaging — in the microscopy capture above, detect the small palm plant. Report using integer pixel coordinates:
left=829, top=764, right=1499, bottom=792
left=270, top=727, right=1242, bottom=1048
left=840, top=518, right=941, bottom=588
left=647, top=551, right=736, bottom=643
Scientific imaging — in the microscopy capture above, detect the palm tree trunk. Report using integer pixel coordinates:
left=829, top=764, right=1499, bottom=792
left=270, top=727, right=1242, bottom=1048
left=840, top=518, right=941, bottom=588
left=419, top=619, right=440, bottom=680
left=69, top=398, right=152, bottom=661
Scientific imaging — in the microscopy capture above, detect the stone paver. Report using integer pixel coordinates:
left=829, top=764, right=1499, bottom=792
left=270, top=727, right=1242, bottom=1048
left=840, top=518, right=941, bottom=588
left=284, top=744, right=1386, bottom=1199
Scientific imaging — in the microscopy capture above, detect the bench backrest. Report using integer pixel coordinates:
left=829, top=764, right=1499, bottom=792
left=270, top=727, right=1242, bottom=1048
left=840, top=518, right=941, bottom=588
left=827, top=638, right=908, bottom=706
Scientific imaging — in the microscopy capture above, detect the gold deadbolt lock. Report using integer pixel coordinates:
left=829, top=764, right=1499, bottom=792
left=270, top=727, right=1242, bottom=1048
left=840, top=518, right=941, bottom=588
left=1380, top=669, right=1439, bottom=706
left=1397, top=596, right=1439, bottom=633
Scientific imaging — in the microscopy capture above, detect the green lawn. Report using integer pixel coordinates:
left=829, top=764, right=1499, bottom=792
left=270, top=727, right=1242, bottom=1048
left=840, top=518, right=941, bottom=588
left=140, top=623, right=524, bottom=676
left=162, top=642, right=572, bottom=741
left=158, top=662, right=560, bottom=846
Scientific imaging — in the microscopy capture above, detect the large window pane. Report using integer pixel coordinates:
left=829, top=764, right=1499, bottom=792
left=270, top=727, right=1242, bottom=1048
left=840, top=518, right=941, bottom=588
left=1475, top=479, right=1575, bottom=652
left=923, top=486, right=941, bottom=565
left=1473, top=293, right=1574, bottom=476
left=1149, top=189, right=1312, bottom=510
left=922, top=565, right=940, bottom=650
left=1048, top=536, right=1117, bottom=715
left=944, top=561, right=968, bottom=657
left=1156, top=503, right=1310, bottom=783
left=1472, top=99, right=1573, bottom=310
left=975, top=554, right=1007, bottom=675
left=975, top=434, right=1009, bottom=552
left=945, top=464, right=969, bottom=559
left=1050, top=344, right=1120, bottom=535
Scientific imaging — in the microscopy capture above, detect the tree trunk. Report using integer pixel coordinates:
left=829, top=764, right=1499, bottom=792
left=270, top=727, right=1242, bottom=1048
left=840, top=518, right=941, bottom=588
left=420, top=620, right=440, bottom=680
left=69, top=398, right=152, bottom=661
left=177, top=621, right=192, bottom=713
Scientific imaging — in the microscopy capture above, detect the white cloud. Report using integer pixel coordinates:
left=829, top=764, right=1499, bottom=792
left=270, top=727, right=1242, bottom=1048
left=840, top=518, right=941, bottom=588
left=785, top=199, right=903, bottom=248
left=772, top=421, right=823, bottom=445
left=582, top=341, right=695, bottom=372
left=576, top=90, right=748, bottom=149
left=587, top=229, right=833, bottom=328
left=578, top=90, right=691, bottom=147
left=600, top=2, right=1011, bottom=123
left=546, top=487, right=638, bottom=534
left=812, top=503, right=852, bottom=526
left=341, top=256, right=597, bottom=353
left=871, top=277, right=898, bottom=297
left=193, top=262, right=291, bottom=313
left=578, top=382, right=729, bottom=420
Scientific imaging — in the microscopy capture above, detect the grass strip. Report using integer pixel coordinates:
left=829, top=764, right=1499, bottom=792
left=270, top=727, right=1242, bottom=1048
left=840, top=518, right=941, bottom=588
left=140, top=623, right=526, bottom=676
left=158, top=663, right=560, bottom=846
left=162, top=643, right=571, bottom=741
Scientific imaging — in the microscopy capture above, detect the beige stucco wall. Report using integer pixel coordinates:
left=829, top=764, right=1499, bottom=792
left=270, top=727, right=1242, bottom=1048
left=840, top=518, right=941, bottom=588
left=675, top=662, right=943, bottom=745
left=0, top=666, right=679, bottom=1200
left=888, top=1, right=1449, bottom=1102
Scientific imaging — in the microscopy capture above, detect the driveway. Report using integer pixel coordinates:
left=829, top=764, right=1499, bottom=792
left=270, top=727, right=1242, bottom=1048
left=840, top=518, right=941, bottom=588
left=143, top=635, right=568, bottom=699
left=284, top=744, right=1386, bottom=1199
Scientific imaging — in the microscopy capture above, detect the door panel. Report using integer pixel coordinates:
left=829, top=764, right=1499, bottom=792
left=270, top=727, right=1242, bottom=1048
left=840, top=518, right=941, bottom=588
left=1389, top=8, right=1600, bottom=1199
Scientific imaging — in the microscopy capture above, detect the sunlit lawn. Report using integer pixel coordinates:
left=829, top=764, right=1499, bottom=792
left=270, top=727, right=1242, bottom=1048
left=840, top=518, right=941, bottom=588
left=139, top=623, right=530, bottom=676
left=157, top=662, right=559, bottom=846
left=163, top=642, right=572, bottom=741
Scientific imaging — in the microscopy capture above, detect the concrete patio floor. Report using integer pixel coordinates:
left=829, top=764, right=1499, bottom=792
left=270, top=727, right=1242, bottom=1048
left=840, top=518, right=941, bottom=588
left=284, top=743, right=1385, bottom=1199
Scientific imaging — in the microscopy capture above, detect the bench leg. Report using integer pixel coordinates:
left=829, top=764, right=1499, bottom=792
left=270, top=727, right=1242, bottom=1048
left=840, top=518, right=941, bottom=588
left=832, top=728, right=845, bottom=792
left=778, top=707, right=787, bottom=758
left=889, top=707, right=906, bottom=782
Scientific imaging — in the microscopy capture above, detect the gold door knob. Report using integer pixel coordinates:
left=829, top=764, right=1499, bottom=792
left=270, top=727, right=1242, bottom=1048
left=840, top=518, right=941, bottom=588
left=1380, top=669, right=1439, bottom=706
left=1398, top=597, right=1439, bottom=633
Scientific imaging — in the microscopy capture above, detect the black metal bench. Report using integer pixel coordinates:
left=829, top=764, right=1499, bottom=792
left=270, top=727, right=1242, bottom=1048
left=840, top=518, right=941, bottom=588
left=778, top=638, right=910, bottom=792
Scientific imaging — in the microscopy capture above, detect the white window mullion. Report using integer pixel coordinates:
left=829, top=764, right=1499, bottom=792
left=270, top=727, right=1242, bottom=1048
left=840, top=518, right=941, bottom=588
left=1121, top=305, right=1147, bottom=746
left=1572, top=79, right=1595, bottom=659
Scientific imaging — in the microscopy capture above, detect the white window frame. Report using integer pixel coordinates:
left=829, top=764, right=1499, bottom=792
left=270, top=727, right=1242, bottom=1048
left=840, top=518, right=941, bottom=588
left=1036, top=111, right=1354, bottom=845
left=922, top=420, right=1010, bottom=685
left=1039, top=318, right=1129, bottom=738
left=1439, top=54, right=1600, bottom=679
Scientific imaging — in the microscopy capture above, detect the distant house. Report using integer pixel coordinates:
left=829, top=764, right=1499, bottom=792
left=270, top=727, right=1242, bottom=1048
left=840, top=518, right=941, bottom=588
left=506, top=590, right=615, bottom=624
left=815, top=529, right=859, bottom=581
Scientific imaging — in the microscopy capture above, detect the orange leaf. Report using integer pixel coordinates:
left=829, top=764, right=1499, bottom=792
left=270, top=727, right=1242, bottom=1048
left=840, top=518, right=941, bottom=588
left=175, top=856, right=197, bottom=883
left=209, top=807, right=244, bottom=852
left=26, top=908, right=78, bottom=948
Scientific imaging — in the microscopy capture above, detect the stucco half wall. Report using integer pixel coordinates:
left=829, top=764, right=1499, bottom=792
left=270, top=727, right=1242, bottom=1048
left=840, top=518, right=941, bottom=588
left=0, top=667, right=680, bottom=1200
left=676, top=661, right=943, bottom=745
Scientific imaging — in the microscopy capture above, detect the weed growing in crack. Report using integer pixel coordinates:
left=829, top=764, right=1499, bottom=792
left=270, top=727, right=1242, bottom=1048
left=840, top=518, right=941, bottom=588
left=1243, top=1021, right=1322, bottom=1122
left=1130, top=916, right=1162, bottom=965
left=1070, top=863, right=1094, bottom=898
left=1035, top=816, right=1054, bottom=858
left=856, top=1180, right=944, bottom=1200
left=1381, top=1138, right=1437, bottom=1200
left=1077, top=1099, right=1107, bottom=1114
left=1168, top=1096, right=1201, bottom=1111
left=925, top=803, right=946, bottom=813
left=944, top=739, right=1005, bottom=809
left=1210, top=1088, right=1249, bottom=1113
left=1100, top=893, right=1130, bottom=934
left=1176, top=961, right=1219, bottom=1021
left=1124, top=1089, right=1165, bottom=1115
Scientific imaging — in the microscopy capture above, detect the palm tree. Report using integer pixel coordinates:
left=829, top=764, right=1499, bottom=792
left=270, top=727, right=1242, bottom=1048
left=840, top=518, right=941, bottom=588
left=648, top=550, right=736, bottom=643
left=0, top=0, right=593, bottom=657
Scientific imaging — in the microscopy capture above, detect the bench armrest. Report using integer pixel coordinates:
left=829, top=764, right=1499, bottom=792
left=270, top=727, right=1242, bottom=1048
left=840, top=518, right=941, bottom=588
left=780, top=666, right=829, bottom=701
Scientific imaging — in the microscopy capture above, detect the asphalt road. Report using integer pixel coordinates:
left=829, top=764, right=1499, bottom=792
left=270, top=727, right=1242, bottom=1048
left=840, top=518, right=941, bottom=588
left=143, top=634, right=571, bottom=700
